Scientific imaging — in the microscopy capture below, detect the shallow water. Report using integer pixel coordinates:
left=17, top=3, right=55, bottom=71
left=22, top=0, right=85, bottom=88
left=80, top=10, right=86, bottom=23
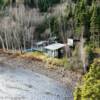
left=0, top=65, right=73, bottom=100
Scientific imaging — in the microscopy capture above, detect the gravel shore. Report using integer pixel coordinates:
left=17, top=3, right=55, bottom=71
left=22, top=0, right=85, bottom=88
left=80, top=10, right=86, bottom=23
left=0, top=53, right=82, bottom=91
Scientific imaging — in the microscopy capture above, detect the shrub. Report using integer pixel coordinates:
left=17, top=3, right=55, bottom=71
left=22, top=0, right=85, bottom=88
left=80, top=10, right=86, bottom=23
left=74, top=59, right=100, bottom=100
left=66, top=57, right=83, bottom=71
left=65, top=45, right=83, bottom=71
left=85, top=45, right=95, bottom=64
left=46, top=57, right=68, bottom=69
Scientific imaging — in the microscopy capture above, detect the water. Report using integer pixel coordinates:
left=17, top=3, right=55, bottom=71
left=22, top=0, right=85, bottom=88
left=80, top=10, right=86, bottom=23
left=0, top=65, right=73, bottom=100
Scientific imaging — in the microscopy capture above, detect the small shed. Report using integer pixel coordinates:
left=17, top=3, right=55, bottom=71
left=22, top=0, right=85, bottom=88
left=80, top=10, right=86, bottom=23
left=67, top=38, right=74, bottom=47
left=67, top=37, right=80, bottom=48
left=35, top=41, right=48, bottom=51
left=44, top=43, right=65, bottom=58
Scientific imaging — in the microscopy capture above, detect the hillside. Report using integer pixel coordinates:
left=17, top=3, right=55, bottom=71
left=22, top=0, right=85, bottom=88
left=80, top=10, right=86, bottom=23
left=0, top=0, right=99, bottom=49
left=0, top=0, right=100, bottom=100
left=0, top=0, right=70, bottom=49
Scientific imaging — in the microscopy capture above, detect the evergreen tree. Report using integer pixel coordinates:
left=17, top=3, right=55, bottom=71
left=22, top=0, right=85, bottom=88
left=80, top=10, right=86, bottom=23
left=90, top=3, right=100, bottom=34
left=24, top=0, right=60, bottom=12
left=0, top=0, right=4, bottom=9
left=71, top=0, right=76, bottom=3
left=74, top=0, right=89, bottom=37
left=85, top=0, right=93, bottom=6
left=0, top=0, right=10, bottom=9
left=90, top=2, right=100, bottom=47
left=24, top=0, right=35, bottom=8
left=38, top=0, right=60, bottom=12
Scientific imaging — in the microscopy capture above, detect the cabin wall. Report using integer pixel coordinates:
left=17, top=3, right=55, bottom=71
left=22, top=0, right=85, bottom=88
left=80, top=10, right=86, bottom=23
left=46, top=50, right=58, bottom=57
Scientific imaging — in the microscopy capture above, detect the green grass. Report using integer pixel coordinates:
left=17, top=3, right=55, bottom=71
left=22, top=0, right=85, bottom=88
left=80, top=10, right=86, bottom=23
left=22, top=51, right=68, bottom=68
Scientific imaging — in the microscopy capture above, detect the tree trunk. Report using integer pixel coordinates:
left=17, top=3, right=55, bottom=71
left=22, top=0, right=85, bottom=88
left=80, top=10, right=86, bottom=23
left=80, top=25, right=86, bottom=73
left=0, top=35, right=5, bottom=51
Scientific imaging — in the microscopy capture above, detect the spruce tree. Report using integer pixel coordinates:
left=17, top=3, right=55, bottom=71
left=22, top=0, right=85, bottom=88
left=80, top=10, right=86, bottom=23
left=74, top=0, right=89, bottom=37
left=90, top=3, right=100, bottom=34
left=90, top=2, right=100, bottom=47
left=0, top=0, right=4, bottom=8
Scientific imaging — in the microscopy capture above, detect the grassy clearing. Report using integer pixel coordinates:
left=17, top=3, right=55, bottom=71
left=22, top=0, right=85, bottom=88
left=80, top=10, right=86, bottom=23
left=21, top=51, right=83, bottom=71
left=21, top=51, right=68, bottom=69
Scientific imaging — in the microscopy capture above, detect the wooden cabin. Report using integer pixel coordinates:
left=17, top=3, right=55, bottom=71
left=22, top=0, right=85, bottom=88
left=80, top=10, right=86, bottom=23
left=44, top=43, right=65, bottom=58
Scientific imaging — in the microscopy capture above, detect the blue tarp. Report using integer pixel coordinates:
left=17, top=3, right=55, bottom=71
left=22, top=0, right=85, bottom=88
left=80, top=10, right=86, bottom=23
left=24, top=48, right=38, bottom=52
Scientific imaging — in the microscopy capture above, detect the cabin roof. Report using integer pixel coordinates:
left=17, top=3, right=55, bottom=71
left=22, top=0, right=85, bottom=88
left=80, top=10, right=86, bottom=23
left=45, top=43, right=65, bottom=51
left=36, top=41, right=47, bottom=46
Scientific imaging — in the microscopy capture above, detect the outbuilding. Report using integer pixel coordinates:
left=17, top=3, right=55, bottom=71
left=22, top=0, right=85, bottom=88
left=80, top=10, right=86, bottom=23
left=44, top=43, right=65, bottom=58
left=35, top=41, right=48, bottom=51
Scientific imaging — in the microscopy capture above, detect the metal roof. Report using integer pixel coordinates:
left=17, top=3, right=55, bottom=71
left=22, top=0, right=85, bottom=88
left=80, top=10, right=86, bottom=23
left=36, top=41, right=47, bottom=45
left=44, top=43, right=65, bottom=50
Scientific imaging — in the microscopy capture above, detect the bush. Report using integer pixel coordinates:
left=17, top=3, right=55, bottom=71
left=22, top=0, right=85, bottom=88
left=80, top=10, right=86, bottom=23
left=85, top=45, right=95, bottom=64
left=66, top=57, right=83, bottom=71
left=45, top=57, right=68, bottom=69
left=65, top=45, right=83, bottom=71
left=74, top=59, right=100, bottom=100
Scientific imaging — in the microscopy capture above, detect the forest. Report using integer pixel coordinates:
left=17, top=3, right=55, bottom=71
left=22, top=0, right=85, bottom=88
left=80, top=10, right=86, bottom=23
left=0, top=0, right=100, bottom=100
